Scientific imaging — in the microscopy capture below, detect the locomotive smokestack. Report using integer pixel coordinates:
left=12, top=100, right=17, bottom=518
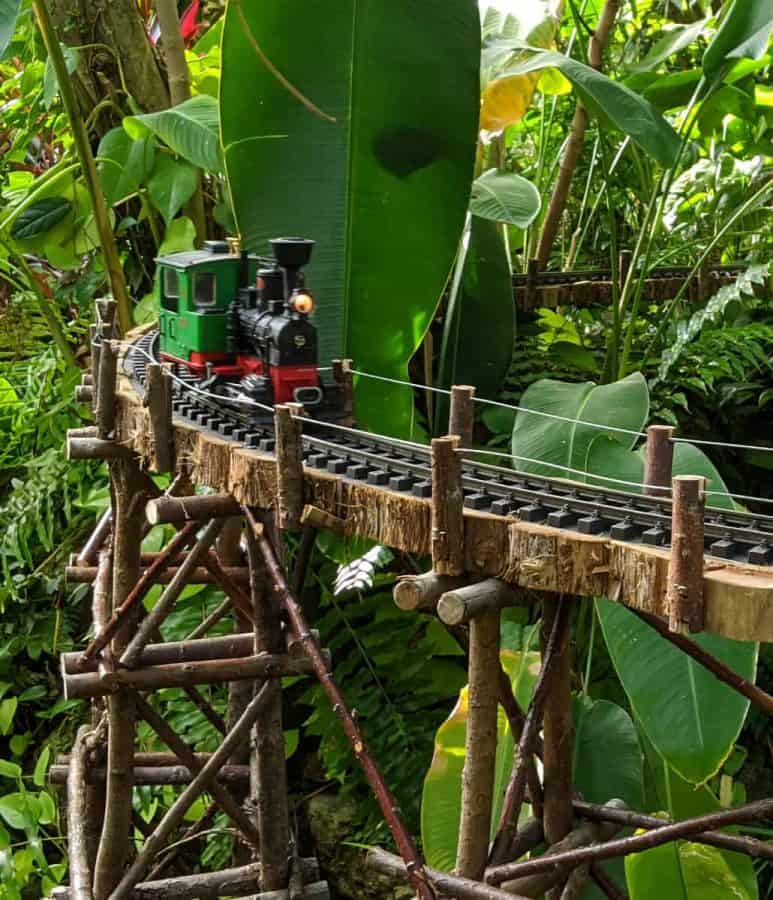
left=240, top=250, right=250, bottom=288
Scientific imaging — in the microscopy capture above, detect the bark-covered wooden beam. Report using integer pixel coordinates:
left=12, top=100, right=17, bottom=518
left=66, top=563, right=250, bottom=587
left=109, top=682, right=274, bottom=900
left=643, top=425, right=674, bottom=497
left=431, top=436, right=465, bottom=576
left=63, top=652, right=319, bottom=699
left=489, top=597, right=573, bottom=867
left=51, top=764, right=250, bottom=786
left=667, top=475, right=706, bottom=634
left=145, top=363, right=174, bottom=473
left=486, top=799, right=773, bottom=885
left=275, top=403, right=304, bottom=529
left=393, top=571, right=471, bottom=612
left=245, top=509, right=435, bottom=900
left=68, top=725, right=95, bottom=900
left=438, top=579, right=529, bottom=625
left=145, top=493, right=242, bottom=525
left=449, top=385, right=476, bottom=447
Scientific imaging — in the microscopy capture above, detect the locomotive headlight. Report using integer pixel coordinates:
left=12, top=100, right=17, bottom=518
left=290, top=290, right=315, bottom=314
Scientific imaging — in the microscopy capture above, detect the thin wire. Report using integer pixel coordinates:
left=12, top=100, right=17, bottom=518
left=350, top=368, right=645, bottom=438
left=672, top=436, right=773, bottom=455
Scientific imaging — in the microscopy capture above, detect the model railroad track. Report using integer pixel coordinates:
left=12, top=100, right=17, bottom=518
left=128, top=334, right=773, bottom=568
left=511, top=262, right=747, bottom=288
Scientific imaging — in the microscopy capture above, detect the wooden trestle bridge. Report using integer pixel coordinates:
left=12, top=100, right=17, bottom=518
left=54, top=296, right=773, bottom=900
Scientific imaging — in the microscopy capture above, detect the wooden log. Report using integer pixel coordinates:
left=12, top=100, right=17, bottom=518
left=456, top=609, right=500, bottom=880
left=186, top=598, right=232, bottom=640
left=449, top=385, right=476, bottom=447
left=82, top=373, right=93, bottom=386
left=75, top=385, right=94, bottom=404
left=431, top=436, right=465, bottom=576
left=667, top=475, right=706, bottom=634
left=68, top=726, right=95, bottom=900
left=90, top=324, right=100, bottom=409
left=332, top=358, right=354, bottom=424
left=541, top=595, right=574, bottom=894
left=66, top=564, right=250, bottom=586
left=643, top=425, right=674, bottom=497
left=50, top=764, right=251, bottom=786
left=438, top=578, right=528, bottom=625
left=367, top=848, right=530, bottom=900
left=524, top=257, right=539, bottom=312
left=145, top=363, right=174, bottom=473
left=132, top=691, right=258, bottom=844
left=63, top=653, right=319, bottom=699
left=64, top=632, right=256, bottom=674
left=120, top=518, right=225, bottom=667
left=275, top=403, right=305, bottom=529
left=93, top=458, right=145, bottom=898
left=95, top=297, right=118, bottom=333
left=246, top=525, right=290, bottom=890
left=104, top=683, right=275, bottom=900
left=394, top=571, right=470, bottom=612
left=77, top=508, right=112, bottom=566
left=67, top=434, right=133, bottom=460
left=96, top=337, right=118, bottom=438
left=301, top=504, right=346, bottom=535
left=145, top=493, right=242, bottom=525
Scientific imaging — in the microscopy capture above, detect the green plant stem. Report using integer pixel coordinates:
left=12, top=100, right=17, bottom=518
left=32, top=0, right=133, bottom=333
left=0, top=238, right=77, bottom=368
left=643, top=178, right=773, bottom=361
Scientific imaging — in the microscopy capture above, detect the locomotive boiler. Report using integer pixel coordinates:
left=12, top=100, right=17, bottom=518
left=155, top=236, right=345, bottom=419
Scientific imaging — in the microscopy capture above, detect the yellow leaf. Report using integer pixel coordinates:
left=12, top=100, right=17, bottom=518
left=538, top=66, right=572, bottom=95
left=481, top=72, right=541, bottom=132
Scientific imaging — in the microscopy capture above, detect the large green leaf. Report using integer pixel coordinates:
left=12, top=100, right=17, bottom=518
left=125, top=95, right=221, bottom=172
left=626, top=841, right=756, bottom=900
left=596, top=599, right=757, bottom=785
left=505, top=50, right=681, bottom=167
left=97, top=128, right=156, bottom=206
left=510, top=373, right=649, bottom=478
left=147, top=155, right=199, bottom=224
left=10, top=197, right=71, bottom=240
left=420, top=649, right=540, bottom=872
left=0, top=0, right=21, bottom=59
left=584, top=436, right=739, bottom=511
left=703, top=0, right=773, bottom=80
left=221, top=0, right=481, bottom=436
left=438, top=216, right=514, bottom=414
left=470, top=169, right=541, bottom=227
left=629, top=20, right=708, bottom=74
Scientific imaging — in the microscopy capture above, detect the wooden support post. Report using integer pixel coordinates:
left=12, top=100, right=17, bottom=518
left=68, top=726, right=95, bottom=900
left=95, top=336, right=117, bottom=438
left=643, top=425, right=674, bottom=497
left=438, top=579, right=528, bottom=626
left=541, top=596, right=574, bottom=898
left=332, top=358, right=355, bottom=424
left=95, top=297, right=118, bottom=335
left=92, top=459, right=145, bottom=899
left=145, top=493, right=242, bottom=525
left=120, top=518, right=226, bottom=668
left=431, top=436, right=464, bottom=576
left=667, top=475, right=706, bottom=634
left=145, top=363, right=174, bottom=473
left=449, top=385, right=476, bottom=447
left=394, top=571, right=470, bottom=612
left=108, top=683, right=275, bottom=900
left=456, top=608, right=500, bottom=881
left=525, top=257, right=539, bottom=312
left=246, top=525, right=290, bottom=890
left=275, top=404, right=304, bottom=529
left=75, top=385, right=94, bottom=404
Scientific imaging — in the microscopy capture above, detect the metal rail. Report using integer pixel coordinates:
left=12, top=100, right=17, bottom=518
left=127, top=335, right=773, bottom=568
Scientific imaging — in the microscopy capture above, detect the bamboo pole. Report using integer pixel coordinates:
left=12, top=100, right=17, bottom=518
left=32, top=0, right=132, bottom=332
left=108, top=682, right=274, bottom=900
left=456, top=608, right=500, bottom=880
left=486, top=799, right=773, bottom=885
left=246, top=526, right=290, bottom=890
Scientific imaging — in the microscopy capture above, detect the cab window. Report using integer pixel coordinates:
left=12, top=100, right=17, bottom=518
left=161, top=268, right=179, bottom=312
left=193, top=272, right=217, bottom=308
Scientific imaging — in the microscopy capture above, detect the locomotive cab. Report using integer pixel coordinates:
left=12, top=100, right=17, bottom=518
left=157, top=240, right=261, bottom=375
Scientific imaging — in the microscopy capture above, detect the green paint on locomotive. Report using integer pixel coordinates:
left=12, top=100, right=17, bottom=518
left=155, top=243, right=261, bottom=362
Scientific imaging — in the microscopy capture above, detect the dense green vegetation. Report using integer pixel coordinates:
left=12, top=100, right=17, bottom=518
left=0, top=0, right=771, bottom=896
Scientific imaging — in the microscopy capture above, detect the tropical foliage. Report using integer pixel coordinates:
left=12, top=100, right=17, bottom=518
left=0, top=0, right=771, bottom=897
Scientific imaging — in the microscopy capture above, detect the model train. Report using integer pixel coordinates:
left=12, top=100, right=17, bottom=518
left=155, top=236, right=346, bottom=418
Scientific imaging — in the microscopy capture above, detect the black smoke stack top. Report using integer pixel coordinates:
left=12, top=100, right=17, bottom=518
left=271, top=237, right=314, bottom=294
left=239, top=249, right=250, bottom=288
